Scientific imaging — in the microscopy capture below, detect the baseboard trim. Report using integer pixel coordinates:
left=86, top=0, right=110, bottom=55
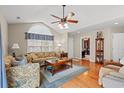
left=89, top=59, right=95, bottom=62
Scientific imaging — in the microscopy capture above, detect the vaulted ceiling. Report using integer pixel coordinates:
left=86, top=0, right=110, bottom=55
left=1, top=5, right=124, bottom=32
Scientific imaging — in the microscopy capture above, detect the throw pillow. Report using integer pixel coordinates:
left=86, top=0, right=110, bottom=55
left=18, top=56, right=27, bottom=66
left=30, top=53, right=38, bottom=60
left=11, top=56, right=28, bottom=66
left=11, top=61, right=19, bottom=67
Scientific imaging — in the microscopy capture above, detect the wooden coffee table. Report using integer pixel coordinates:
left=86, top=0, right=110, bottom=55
left=45, top=58, right=73, bottom=76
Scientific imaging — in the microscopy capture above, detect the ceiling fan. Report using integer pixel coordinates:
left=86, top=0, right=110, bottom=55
left=51, top=5, right=78, bottom=29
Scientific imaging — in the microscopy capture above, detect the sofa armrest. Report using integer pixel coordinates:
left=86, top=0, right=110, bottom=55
left=104, top=62, right=123, bottom=67
left=102, top=74, right=124, bottom=88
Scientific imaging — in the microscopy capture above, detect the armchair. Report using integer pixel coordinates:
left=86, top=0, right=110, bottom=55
left=98, top=61, right=123, bottom=86
left=8, top=63, right=40, bottom=88
left=99, top=58, right=124, bottom=88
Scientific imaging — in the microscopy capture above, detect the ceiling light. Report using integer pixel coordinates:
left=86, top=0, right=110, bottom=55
left=77, top=32, right=80, bottom=33
left=64, top=23, right=69, bottom=29
left=16, top=16, right=21, bottom=19
left=58, top=23, right=69, bottom=29
left=58, top=23, right=64, bottom=29
left=51, top=5, right=78, bottom=29
left=114, top=22, right=119, bottom=25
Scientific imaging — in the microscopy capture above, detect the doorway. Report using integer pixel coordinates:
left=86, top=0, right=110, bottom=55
left=81, top=37, right=90, bottom=58
left=112, top=33, right=124, bottom=62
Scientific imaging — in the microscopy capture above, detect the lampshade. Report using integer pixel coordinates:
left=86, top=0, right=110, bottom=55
left=12, top=43, right=20, bottom=49
left=64, top=23, right=69, bottom=29
left=58, top=43, right=62, bottom=47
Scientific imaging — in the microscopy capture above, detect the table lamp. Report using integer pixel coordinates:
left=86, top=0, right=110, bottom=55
left=12, top=43, right=20, bottom=57
left=58, top=43, right=62, bottom=53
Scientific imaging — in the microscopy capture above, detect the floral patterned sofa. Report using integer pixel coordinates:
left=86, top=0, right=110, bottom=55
left=4, top=56, right=40, bottom=88
left=26, top=52, right=61, bottom=63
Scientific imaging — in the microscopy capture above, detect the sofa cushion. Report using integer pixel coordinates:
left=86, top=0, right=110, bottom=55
left=26, top=54, right=33, bottom=63
left=4, top=56, right=16, bottom=64
left=32, top=58, right=46, bottom=63
left=4, top=56, right=16, bottom=69
left=30, top=53, right=38, bottom=60
left=35, top=52, right=45, bottom=58
left=46, top=57, right=59, bottom=60
left=44, top=52, right=50, bottom=57
left=49, top=52, right=56, bottom=57
left=55, top=52, right=61, bottom=58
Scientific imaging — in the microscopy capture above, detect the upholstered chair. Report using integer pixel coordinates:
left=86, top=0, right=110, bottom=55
left=99, top=57, right=124, bottom=88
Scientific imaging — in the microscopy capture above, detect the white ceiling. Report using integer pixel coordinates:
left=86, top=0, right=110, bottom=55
left=1, top=5, right=124, bottom=32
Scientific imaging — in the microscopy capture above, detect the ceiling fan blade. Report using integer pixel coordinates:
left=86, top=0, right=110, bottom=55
left=50, top=14, right=61, bottom=19
left=67, top=20, right=78, bottom=23
left=65, top=12, right=75, bottom=20
left=51, top=21, right=60, bottom=24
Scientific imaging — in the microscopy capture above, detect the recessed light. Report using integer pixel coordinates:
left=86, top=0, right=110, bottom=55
left=114, top=22, right=119, bottom=25
left=16, top=16, right=21, bottom=19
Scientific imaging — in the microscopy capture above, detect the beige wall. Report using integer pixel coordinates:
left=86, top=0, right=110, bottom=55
left=68, top=34, right=74, bottom=58
left=8, top=23, right=68, bottom=55
left=72, top=26, right=124, bottom=62
left=73, top=34, right=81, bottom=58
left=0, top=14, right=8, bottom=56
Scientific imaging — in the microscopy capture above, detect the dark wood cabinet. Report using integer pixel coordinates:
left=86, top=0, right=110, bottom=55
left=95, top=38, right=104, bottom=63
left=60, top=52, right=68, bottom=58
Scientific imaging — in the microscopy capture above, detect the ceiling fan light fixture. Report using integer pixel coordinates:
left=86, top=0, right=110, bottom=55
left=64, top=23, right=69, bottom=29
left=58, top=23, right=69, bottom=29
left=58, top=23, right=64, bottom=29
left=51, top=5, right=78, bottom=29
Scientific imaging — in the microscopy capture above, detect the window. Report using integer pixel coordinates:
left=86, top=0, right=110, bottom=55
left=26, top=25, right=54, bottom=53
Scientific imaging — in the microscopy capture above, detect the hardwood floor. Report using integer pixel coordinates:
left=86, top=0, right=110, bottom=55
left=61, top=60, right=103, bottom=88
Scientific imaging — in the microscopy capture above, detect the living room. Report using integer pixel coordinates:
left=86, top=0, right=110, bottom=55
left=1, top=4, right=124, bottom=90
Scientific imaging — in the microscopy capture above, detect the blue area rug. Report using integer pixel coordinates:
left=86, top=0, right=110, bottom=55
left=40, top=65, right=88, bottom=88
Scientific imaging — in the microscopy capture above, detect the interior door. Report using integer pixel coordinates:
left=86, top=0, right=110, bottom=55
left=112, top=33, right=124, bottom=61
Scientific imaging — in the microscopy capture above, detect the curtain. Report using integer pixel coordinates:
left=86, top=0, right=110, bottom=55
left=0, top=29, right=8, bottom=88
left=25, top=32, right=54, bottom=41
